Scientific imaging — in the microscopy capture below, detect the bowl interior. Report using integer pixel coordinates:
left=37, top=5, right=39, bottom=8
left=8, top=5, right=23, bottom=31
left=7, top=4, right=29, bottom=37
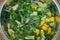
left=1, top=0, right=59, bottom=40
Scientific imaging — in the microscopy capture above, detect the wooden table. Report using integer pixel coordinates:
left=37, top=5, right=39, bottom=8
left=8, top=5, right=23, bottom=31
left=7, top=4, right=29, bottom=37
left=0, top=0, right=60, bottom=40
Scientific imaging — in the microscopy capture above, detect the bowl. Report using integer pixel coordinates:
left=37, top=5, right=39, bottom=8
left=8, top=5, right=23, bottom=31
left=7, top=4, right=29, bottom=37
left=0, top=0, right=60, bottom=40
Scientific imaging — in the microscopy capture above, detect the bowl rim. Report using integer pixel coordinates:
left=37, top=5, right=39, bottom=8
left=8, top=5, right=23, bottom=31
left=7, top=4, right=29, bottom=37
left=0, top=0, right=60, bottom=40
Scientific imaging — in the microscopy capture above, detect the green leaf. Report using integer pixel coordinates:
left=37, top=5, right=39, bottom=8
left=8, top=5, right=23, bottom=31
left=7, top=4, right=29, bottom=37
left=25, top=36, right=35, bottom=40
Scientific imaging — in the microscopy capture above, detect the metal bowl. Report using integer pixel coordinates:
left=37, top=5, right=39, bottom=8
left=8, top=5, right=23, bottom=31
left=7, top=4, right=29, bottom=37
left=0, top=0, right=60, bottom=40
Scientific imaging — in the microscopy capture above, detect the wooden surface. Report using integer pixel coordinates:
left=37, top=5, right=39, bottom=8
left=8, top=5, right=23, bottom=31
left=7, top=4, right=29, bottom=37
left=0, top=0, right=60, bottom=40
left=0, top=0, right=3, bottom=5
left=57, top=0, right=60, bottom=4
left=0, top=33, right=4, bottom=40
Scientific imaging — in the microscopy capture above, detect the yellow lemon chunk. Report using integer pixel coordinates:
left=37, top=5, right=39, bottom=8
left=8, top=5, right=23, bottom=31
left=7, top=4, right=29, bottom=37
left=55, top=16, right=60, bottom=22
left=34, top=29, right=40, bottom=36
left=40, top=19, right=45, bottom=26
left=48, top=27, right=52, bottom=34
left=40, top=16, right=46, bottom=26
left=44, top=24, right=49, bottom=28
left=49, top=17, right=55, bottom=22
left=42, top=24, right=50, bottom=31
left=42, top=25, right=47, bottom=31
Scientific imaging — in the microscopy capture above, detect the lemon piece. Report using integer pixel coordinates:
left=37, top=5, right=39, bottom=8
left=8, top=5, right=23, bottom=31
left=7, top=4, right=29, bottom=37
left=48, top=27, right=51, bottom=34
left=40, top=20, right=45, bottom=26
left=34, top=29, right=40, bottom=36
left=49, top=17, right=55, bottom=22
left=42, top=25, right=47, bottom=31
left=42, top=24, right=50, bottom=31
left=55, top=16, right=60, bottom=22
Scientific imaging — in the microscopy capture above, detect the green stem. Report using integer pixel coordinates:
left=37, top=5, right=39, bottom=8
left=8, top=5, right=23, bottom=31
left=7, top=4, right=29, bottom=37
left=41, top=30, right=45, bottom=40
